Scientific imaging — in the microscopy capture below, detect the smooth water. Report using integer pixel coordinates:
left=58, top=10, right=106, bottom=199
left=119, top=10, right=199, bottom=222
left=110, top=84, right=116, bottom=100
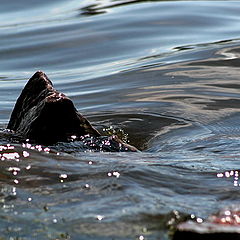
left=1, top=1, right=240, bottom=239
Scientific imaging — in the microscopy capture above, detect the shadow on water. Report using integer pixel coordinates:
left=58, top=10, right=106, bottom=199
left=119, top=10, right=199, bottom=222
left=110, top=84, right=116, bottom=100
left=90, top=112, right=188, bottom=150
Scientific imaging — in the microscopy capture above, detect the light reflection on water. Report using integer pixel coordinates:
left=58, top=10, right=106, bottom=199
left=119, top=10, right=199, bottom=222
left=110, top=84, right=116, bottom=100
left=0, top=128, right=239, bottom=239
left=1, top=0, right=240, bottom=239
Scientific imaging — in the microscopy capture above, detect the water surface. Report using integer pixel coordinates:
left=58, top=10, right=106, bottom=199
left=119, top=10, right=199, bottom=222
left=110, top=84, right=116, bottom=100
left=1, top=1, right=240, bottom=239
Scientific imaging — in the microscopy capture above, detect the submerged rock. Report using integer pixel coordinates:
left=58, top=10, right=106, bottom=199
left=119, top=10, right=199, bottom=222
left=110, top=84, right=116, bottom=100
left=173, top=206, right=240, bottom=240
left=7, top=71, right=137, bottom=151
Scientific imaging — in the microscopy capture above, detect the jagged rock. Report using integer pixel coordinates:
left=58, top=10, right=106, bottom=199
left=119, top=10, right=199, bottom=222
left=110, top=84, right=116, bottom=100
left=173, top=207, right=240, bottom=240
left=7, top=71, right=137, bottom=151
left=7, top=71, right=100, bottom=144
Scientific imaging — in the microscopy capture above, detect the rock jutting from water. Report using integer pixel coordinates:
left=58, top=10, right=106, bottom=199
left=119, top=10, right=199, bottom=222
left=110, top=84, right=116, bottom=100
left=7, top=71, right=137, bottom=151
left=173, top=206, right=240, bottom=240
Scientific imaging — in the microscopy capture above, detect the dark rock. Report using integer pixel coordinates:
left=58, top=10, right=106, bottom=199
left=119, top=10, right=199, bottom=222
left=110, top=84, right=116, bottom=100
left=173, top=221, right=240, bottom=240
left=173, top=207, right=240, bottom=240
left=7, top=71, right=100, bottom=144
left=7, top=71, right=137, bottom=151
left=173, top=229, right=240, bottom=240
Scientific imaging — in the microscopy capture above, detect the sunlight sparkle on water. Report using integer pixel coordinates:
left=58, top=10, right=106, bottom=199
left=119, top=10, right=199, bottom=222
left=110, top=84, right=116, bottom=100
left=22, top=143, right=51, bottom=154
left=107, top=171, right=120, bottom=178
left=59, top=174, right=68, bottom=179
left=44, top=147, right=50, bottom=153
left=59, top=174, right=68, bottom=183
left=0, top=145, right=14, bottom=151
left=26, top=165, right=31, bottom=170
left=13, top=179, right=19, bottom=184
left=0, top=143, right=54, bottom=162
left=22, top=151, right=30, bottom=158
left=71, top=135, right=77, bottom=140
left=8, top=167, right=20, bottom=176
left=2, top=152, right=20, bottom=161
left=217, top=170, right=240, bottom=187
left=96, top=215, right=104, bottom=221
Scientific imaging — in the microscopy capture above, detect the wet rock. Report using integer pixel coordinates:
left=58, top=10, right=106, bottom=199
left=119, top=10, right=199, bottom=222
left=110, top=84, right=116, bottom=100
left=7, top=71, right=137, bottom=151
left=7, top=71, right=100, bottom=144
left=173, top=207, right=240, bottom=240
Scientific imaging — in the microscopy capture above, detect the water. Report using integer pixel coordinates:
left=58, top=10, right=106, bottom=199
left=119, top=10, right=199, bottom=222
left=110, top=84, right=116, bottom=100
left=1, top=0, right=240, bottom=239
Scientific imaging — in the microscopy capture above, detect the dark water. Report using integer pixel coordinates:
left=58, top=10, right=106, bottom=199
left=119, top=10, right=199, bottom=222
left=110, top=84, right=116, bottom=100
left=1, top=0, right=240, bottom=239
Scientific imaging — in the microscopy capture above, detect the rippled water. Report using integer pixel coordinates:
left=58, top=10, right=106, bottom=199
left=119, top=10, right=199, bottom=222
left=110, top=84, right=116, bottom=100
left=1, top=1, right=240, bottom=239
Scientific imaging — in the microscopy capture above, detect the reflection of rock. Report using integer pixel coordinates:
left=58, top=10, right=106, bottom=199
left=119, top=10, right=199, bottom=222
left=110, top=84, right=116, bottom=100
left=173, top=207, right=240, bottom=240
left=7, top=71, right=137, bottom=151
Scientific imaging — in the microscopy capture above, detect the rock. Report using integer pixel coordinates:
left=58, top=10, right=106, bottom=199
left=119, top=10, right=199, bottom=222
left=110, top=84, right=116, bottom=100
left=173, top=207, right=240, bottom=240
left=7, top=71, right=137, bottom=151
left=173, top=221, right=240, bottom=240
left=7, top=71, right=100, bottom=145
